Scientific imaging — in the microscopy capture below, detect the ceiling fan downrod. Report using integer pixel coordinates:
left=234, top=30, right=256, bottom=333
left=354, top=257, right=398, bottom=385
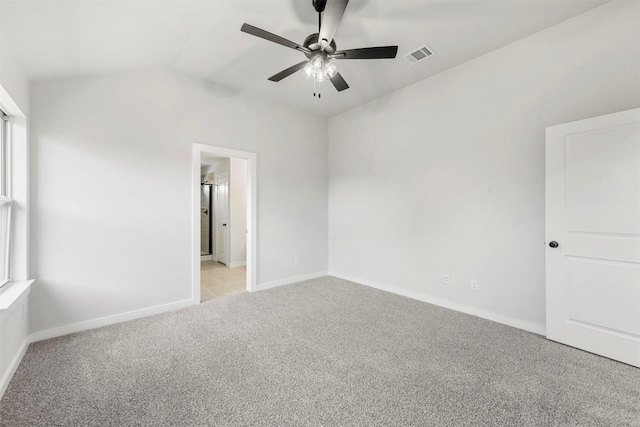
left=313, top=0, right=326, bottom=33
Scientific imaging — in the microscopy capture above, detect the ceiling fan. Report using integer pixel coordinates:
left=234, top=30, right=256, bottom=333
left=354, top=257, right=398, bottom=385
left=241, top=0, right=398, bottom=97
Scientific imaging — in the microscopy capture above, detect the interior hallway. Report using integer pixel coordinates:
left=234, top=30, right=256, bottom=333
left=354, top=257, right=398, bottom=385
left=200, top=261, right=246, bottom=302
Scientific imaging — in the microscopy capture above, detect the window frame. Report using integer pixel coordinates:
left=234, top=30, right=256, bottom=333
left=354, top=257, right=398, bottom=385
left=0, top=110, right=13, bottom=288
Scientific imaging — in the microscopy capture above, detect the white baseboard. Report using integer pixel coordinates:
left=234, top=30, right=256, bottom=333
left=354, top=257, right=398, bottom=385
left=258, top=271, right=328, bottom=291
left=229, top=261, right=246, bottom=268
left=0, top=337, right=29, bottom=399
left=200, top=255, right=213, bottom=261
left=329, top=271, right=546, bottom=336
left=30, top=298, right=196, bottom=343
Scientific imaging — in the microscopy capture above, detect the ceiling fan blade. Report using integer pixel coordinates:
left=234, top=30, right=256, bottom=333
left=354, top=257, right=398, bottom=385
left=330, top=72, right=349, bottom=92
left=318, top=0, right=349, bottom=50
left=268, top=61, right=308, bottom=82
left=241, top=23, right=309, bottom=53
left=332, top=46, right=399, bottom=60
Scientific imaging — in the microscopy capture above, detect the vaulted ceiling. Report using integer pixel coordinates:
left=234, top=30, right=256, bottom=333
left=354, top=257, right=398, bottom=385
left=0, top=0, right=609, bottom=117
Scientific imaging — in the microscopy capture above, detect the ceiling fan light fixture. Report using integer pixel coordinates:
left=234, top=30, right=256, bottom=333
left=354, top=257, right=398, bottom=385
left=310, top=55, right=324, bottom=71
left=303, top=54, right=338, bottom=82
left=324, top=60, right=338, bottom=78
left=315, top=70, right=327, bottom=82
left=302, top=54, right=338, bottom=82
left=302, top=62, right=316, bottom=79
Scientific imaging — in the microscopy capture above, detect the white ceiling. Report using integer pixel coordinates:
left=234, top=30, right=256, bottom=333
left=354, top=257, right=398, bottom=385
left=0, top=0, right=609, bottom=117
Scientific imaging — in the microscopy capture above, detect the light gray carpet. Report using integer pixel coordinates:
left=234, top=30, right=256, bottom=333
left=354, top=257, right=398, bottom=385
left=1, top=277, right=639, bottom=426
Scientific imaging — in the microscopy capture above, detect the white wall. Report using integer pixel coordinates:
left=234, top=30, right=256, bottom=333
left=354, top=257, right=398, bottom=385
left=328, top=0, right=640, bottom=332
left=0, top=287, right=29, bottom=397
left=229, top=158, right=247, bottom=267
left=0, top=32, right=29, bottom=114
left=29, top=69, right=328, bottom=336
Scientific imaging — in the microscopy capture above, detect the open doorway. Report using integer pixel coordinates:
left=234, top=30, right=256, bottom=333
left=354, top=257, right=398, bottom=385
left=192, top=144, right=257, bottom=304
left=200, top=156, right=245, bottom=301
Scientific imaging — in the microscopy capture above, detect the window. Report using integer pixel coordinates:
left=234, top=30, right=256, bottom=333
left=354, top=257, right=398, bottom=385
left=0, top=110, right=12, bottom=288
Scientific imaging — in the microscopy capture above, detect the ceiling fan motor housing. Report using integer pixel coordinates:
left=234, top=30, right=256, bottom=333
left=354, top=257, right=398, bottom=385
left=303, top=33, right=337, bottom=56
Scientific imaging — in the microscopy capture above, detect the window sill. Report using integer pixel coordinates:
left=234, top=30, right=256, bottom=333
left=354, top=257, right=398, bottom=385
left=0, top=280, right=33, bottom=311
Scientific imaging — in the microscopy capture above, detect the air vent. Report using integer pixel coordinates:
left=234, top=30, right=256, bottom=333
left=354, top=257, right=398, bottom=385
left=404, top=44, right=436, bottom=65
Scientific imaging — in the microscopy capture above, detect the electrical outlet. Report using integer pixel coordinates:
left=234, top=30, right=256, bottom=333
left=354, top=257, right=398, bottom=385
left=295, top=257, right=301, bottom=266
left=443, top=274, right=450, bottom=284
left=470, top=280, right=479, bottom=291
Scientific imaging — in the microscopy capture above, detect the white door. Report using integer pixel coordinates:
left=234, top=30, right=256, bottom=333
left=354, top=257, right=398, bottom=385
left=215, top=172, right=230, bottom=266
left=546, top=108, right=640, bottom=367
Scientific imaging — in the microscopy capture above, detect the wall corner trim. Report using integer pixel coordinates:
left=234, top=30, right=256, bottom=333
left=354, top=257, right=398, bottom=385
left=328, top=271, right=546, bottom=336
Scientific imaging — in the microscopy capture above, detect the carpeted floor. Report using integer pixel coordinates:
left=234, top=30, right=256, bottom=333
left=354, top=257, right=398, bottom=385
left=1, top=276, right=639, bottom=426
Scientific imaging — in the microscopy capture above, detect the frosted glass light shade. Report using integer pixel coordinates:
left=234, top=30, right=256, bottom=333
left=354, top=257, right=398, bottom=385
left=302, top=61, right=315, bottom=79
left=302, top=55, right=338, bottom=82
left=310, top=56, right=323, bottom=71
left=324, top=60, right=338, bottom=78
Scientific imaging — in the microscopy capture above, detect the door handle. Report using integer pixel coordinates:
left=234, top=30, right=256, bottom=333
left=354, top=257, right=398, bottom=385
left=549, top=241, right=559, bottom=248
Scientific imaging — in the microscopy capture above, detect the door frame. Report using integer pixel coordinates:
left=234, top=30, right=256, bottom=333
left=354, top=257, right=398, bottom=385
left=192, top=143, right=257, bottom=303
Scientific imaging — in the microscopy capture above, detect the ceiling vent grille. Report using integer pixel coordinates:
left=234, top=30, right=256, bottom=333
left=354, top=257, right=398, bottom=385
left=404, top=44, right=436, bottom=65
